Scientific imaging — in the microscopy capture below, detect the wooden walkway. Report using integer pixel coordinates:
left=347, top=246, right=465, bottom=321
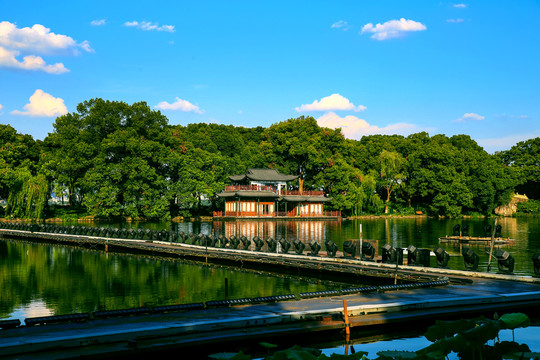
left=1, top=229, right=540, bottom=358
left=0, top=277, right=539, bottom=359
left=1, top=229, right=536, bottom=284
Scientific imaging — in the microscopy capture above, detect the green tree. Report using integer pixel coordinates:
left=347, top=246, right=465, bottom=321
left=6, top=168, right=48, bottom=219
left=0, top=125, right=47, bottom=219
left=260, top=116, right=345, bottom=190
left=314, top=155, right=361, bottom=214
left=166, top=146, right=227, bottom=216
left=500, top=137, right=540, bottom=199
left=378, top=150, right=406, bottom=213
left=46, top=99, right=171, bottom=219
left=407, top=135, right=474, bottom=217
left=450, top=135, right=516, bottom=214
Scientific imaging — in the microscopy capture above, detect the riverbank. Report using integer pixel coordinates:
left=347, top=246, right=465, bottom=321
left=4, top=211, right=539, bottom=224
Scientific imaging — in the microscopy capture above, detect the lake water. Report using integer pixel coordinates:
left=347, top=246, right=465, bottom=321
left=1, top=216, right=539, bottom=325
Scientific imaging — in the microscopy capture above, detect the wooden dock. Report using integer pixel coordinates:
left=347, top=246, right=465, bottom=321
left=0, top=277, right=539, bottom=359
left=0, top=229, right=533, bottom=284
left=439, top=236, right=515, bottom=245
left=1, top=229, right=540, bottom=358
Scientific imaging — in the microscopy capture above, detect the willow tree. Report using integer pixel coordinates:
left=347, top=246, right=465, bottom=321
left=6, top=168, right=48, bottom=219
left=378, top=150, right=405, bottom=214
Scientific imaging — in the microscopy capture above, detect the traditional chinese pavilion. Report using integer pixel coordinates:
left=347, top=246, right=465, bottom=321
left=215, top=168, right=337, bottom=218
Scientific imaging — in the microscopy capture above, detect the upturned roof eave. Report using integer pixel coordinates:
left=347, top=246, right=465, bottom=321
left=228, top=168, right=299, bottom=182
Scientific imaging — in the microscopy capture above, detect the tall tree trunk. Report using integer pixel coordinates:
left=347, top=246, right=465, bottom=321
left=385, top=186, right=391, bottom=214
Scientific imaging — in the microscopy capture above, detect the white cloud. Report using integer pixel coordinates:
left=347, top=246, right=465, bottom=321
left=331, top=20, right=351, bottom=31
left=0, top=21, right=92, bottom=73
left=91, top=19, right=106, bottom=26
left=124, top=21, right=175, bottom=33
left=453, top=4, right=467, bottom=8
left=0, top=46, right=68, bottom=74
left=361, top=18, right=427, bottom=40
left=11, top=89, right=68, bottom=117
left=456, top=112, right=484, bottom=122
left=155, top=97, right=203, bottom=113
left=447, top=19, right=464, bottom=23
left=316, top=112, right=418, bottom=139
left=295, top=94, right=366, bottom=113
left=0, top=21, right=93, bottom=55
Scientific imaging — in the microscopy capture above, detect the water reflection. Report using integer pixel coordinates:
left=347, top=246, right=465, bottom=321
left=3, top=217, right=539, bottom=321
left=205, top=217, right=540, bottom=274
left=0, top=240, right=345, bottom=321
left=213, top=220, right=332, bottom=243
left=58, top=217, right=540, bottom=275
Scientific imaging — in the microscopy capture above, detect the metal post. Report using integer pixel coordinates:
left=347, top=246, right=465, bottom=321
left=487, top=218, right=498, bottom=272
left=359, top=223, right=363, bottom=260
left=343, top=299, right=350, bottom=336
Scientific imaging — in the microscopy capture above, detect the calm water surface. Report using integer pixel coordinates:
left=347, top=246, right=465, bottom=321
left=1, top=217, right=539, bottom=323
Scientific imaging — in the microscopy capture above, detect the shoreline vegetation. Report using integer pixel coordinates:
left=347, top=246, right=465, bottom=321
left=0, top=98, right=539, bottom=222
left=2, top=211, right=538, bottom=225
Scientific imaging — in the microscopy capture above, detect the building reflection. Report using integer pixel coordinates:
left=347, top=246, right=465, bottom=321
left=213, top=220, right=338, bottom=244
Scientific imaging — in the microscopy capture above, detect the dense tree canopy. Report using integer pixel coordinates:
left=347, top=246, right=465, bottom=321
left=0, top=98, right=534, bottom=219
left=500, top=138, right=540, bottom=200
left=46, top=99, right=171, bottom=218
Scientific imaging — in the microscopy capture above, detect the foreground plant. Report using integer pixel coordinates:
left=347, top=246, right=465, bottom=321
left=210, top=313, right=540, bottom=360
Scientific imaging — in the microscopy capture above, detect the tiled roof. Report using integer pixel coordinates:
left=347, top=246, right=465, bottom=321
left=229, top=168, right=299, bottom=182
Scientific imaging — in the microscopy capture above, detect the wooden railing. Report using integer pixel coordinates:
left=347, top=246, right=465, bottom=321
left=222, top=186, right=325, bottom=197
left=281, top=190, right=324, bottom=196
left=213, top=210, right=341, bottom=218
left=224, top=185, right=277, bottom=193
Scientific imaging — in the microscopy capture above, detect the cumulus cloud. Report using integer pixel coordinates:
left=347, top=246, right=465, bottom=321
left=0, top=46, right=68, bottom=74
left=155, top=97, right=203, bottom=113
left=456, top=112, right=484, bottom=122
left=91, top=19, right=106, bottom=26
left=124, top=21, right=175, bottom=33
left=11, top=89, right=68, bottom=117
left=447, top=18, right=464, bottom=23
left=295, top=94, right=366, bottom=113
left=0, top=21, right=92, bottom=73
left=361, top=18, right=427, bottom=40
left=453, top=4, right=467, bottom=8
left=331, top=20, right=351, bottom=31
left=317, top=112, right=417, bottom=139
left=0, top=21, right=93, bottom=55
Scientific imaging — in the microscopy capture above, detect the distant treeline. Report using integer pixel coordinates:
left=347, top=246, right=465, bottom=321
left=0, top=98, right=538, bottom=220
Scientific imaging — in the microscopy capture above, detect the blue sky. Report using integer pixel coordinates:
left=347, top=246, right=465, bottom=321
left=1, top=1, right=539, bottom=153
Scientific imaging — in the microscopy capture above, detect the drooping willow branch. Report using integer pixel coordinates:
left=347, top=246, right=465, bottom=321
left=7, top=169, right=48, bottom=219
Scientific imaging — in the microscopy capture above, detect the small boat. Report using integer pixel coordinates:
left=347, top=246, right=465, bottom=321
left=438, top=224, right=515, bottom=245
left=438, top=236, right=514, bottom=245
